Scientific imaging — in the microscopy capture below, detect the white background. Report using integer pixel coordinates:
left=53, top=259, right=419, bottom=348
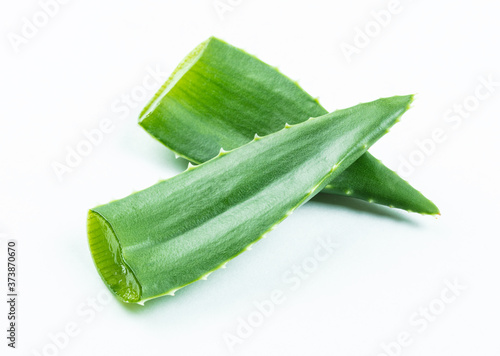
left=1, top=0, right=500, bottom=355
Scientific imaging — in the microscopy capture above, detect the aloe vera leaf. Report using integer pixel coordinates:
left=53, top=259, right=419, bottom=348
left=139, top=37, right=439, bottom=215
left=89, top=96, right=412, bottom=304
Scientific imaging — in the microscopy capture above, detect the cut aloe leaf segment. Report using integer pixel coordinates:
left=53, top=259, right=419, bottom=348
left=139, top=37, right=439, bottom=215
left=89, top=96, right=413, bottom=303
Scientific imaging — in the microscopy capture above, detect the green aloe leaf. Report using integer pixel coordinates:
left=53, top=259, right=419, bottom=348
left=139, top=37, right=439, bottom=215
left=89, top=95, right=412, bottom=304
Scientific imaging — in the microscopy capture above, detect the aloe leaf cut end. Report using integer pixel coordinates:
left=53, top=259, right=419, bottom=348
left=87, top=210, right=142, bottom=303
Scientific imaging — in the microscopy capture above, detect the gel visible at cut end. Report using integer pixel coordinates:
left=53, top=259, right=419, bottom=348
left=138, top=37, right=213, bottom=126
left=87, top=210, right=142, bottom=303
